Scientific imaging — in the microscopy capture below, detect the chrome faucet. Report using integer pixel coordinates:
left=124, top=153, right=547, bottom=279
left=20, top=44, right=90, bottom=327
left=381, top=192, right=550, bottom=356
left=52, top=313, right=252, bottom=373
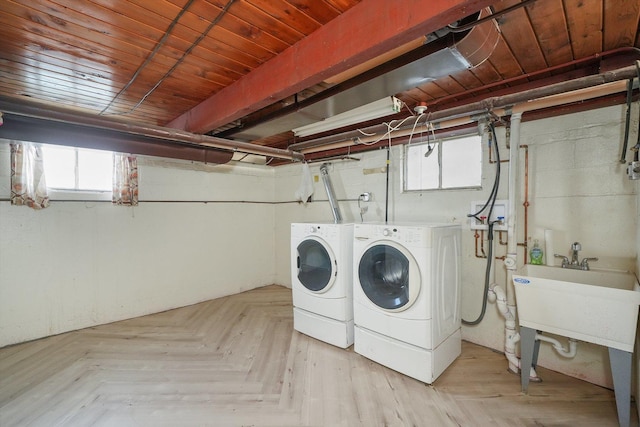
left=570, top=241, right=581, bottom=266
left=554, top=241, right=598, bottom=270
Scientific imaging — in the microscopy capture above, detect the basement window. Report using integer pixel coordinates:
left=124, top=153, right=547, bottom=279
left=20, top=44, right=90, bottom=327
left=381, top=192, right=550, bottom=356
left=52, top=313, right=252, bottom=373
left=403, top=134, right=482, bottom=191
left=42, top=144, right=112, bottom=198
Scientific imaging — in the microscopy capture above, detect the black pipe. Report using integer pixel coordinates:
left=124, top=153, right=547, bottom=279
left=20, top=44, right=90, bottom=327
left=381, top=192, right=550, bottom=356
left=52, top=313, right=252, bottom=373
left=463, top=123, right=501, bottom=326
left=620, top=78, right=634, bottom=163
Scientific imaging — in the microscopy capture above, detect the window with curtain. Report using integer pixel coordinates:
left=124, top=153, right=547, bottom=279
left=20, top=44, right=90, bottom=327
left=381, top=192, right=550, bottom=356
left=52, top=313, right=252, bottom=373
left=10, top=143, right=138, bottom=207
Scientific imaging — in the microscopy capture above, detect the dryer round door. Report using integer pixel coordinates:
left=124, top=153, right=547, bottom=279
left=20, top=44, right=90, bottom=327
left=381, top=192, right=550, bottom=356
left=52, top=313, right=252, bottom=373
left=358, top=242, right=421, bottom=311
left=296, top=237, right=337, bottom=293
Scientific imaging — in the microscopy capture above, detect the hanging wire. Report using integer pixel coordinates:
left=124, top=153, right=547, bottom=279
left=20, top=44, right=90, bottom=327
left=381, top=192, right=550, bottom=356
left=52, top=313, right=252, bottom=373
left=111, top=0, right=237, bottom=116
left=100, top=0, right=197, bottom=115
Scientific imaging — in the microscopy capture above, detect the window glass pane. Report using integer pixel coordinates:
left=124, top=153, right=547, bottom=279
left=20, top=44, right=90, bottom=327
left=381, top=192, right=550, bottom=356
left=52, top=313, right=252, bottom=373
left=42, top=145, right=76, bottom=189
left=442, top=135, right=482, bottom=188
left=405, top=143, right=439, bottom=190
left=78, top=149, right=112, bottom=191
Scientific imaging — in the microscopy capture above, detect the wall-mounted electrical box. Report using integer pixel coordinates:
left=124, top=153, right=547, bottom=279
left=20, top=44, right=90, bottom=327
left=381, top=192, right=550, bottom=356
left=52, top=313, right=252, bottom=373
left=469, top=200, right=508, bottom=231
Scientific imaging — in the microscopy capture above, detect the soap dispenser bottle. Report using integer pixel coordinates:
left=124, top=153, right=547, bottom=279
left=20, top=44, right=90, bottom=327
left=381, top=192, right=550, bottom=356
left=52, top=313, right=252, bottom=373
left=530, top=239, right=543, bottom=265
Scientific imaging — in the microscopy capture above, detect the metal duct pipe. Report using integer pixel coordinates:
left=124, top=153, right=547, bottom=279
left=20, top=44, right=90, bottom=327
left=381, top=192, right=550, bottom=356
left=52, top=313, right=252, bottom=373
left=0, top=96, right=304, bottom=162
left=319, top=163, right=343, bottom=224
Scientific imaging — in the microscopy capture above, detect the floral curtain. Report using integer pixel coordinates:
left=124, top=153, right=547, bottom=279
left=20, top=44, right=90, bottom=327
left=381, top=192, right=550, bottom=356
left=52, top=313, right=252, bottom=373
left=112, top=153, right=138, bottom=206
left=10, top=142, right=50, bottom=210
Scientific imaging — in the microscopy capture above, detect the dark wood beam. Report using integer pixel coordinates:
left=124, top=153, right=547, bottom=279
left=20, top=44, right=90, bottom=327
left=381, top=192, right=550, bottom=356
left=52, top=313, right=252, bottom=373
left=166, top=0, right=495, bottom=134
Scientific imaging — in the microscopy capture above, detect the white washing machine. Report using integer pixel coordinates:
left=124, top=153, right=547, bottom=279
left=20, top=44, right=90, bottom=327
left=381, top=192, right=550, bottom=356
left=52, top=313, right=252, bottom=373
left=353, top=223, right=461, bottom=383
left=291, top=222, right=354, bottom=348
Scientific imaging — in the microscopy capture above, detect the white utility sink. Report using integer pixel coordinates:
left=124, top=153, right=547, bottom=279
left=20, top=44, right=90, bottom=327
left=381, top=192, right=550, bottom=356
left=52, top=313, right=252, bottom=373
left=513, top=264, right=640, bottom=352
left=513, top=264, right=640, bottom=427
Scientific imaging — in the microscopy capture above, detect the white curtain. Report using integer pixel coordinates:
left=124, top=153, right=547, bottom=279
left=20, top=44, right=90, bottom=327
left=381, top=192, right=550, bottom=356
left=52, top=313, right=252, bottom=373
left=10, top=142, right=50, bottom=210
left=112, top=153, right=138, bottom=206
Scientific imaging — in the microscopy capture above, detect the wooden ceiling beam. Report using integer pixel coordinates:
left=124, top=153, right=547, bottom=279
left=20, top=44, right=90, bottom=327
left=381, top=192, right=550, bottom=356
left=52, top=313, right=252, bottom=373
left=166, top=0, right=495, bottom=134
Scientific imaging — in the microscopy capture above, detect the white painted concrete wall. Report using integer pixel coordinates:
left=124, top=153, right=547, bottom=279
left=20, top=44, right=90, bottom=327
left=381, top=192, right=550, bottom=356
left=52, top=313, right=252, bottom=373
left=275, top=105, right=638, bottom=389
left=0, top=146, right=276, bottom=347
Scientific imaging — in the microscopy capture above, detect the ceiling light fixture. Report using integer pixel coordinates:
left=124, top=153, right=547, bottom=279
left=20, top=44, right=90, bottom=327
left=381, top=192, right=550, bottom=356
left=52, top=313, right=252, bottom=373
left=292, top=96, right=402, bottom=138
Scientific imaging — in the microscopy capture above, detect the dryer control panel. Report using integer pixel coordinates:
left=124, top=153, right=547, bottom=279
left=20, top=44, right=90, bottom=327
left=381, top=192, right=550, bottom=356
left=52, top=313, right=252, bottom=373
left=355, top=224, right=431, bottom=246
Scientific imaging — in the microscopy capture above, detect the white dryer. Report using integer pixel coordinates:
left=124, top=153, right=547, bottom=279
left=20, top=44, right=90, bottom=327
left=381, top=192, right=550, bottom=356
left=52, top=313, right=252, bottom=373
left=291, top=222, right=354, bottom=348
left=353, top=223, right=461, bottom=383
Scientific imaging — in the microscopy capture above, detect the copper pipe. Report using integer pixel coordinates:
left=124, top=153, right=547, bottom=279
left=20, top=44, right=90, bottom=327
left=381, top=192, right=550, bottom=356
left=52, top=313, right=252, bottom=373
left=474, top=231, right=483, bottom=258
left=498, top=230, right=508, bottom=245
left=475, top=229, right=488, bottom=258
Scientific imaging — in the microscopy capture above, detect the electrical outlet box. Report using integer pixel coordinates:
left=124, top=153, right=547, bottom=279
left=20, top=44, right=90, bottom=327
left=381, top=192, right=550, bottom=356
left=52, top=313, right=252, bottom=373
left=469, top=200, right=508, bottom=231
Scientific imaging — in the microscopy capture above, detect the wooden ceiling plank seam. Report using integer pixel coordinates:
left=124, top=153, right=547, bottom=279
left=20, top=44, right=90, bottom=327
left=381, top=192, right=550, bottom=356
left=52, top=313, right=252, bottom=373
left=167, top=0, right=495, bottom=133
left=203, top=0, right=305, bottom=46
left=430, top=75, right=467, bottom=95
left=17, top=0, right=175, bottom=54
left=57, top=0, right=276, bottom=67
left=0, top=53, right=115, bottom=88
left=46, top=0, right=196, bottom=50
left=183, top=0, right=290, bottom=54
left=0, top=44, right=231, bottom=105
left=283, top=0, right=342, bottom=24
left=324, top=0, right=361, bottom=13
left=120, top=0, right=241, bottom=115
left=0, top=11, right=193, bottom=78
left=563, top=0, right=603, bottom=59
left=0, top=76, right=178, bottom=119
left=468, top=60, right=504, bottom=85
left=603, top=0, right=640, bottom=50
left=43, top=0, right=271, bottom=75
left=0, top=13, right=247, bottom=86
left=452, top=68, right=485, bottom=89
left=484, top=36, right=525, bottom=79
left=526, top=0, right=573, bottom=67
left=492, top=0, right=549, bottom=73
left=0, top=42, right=232, bottom=119
left=0, top=28, right=236, bottom=93
left=245, top=0, right=323, bottom=35
left=0, top=79, right=111, bottom=107
left=0, top=69, right=123, bottom=101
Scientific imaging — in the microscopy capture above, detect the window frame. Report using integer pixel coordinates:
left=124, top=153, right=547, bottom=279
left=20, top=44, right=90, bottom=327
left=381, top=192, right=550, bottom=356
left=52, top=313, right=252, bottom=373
left=41, top=144, right=113, bottom=201
left=402, top=133, right=483, bottom=193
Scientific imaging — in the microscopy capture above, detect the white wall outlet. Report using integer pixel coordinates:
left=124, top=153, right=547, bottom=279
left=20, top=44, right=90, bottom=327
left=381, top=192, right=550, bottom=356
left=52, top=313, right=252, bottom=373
left=469, top=200, right=508, bottom=231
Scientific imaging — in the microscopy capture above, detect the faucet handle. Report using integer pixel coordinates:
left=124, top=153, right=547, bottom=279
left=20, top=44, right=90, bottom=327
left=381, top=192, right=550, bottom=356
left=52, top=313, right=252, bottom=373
left=580, top=257, right=598, bottom=270
left=554, top=254, right=569, bottom=266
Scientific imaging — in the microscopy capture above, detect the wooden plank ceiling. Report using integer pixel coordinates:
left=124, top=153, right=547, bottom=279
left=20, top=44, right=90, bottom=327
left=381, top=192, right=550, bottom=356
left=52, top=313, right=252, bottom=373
left=0, top=0, right=639, bottom=163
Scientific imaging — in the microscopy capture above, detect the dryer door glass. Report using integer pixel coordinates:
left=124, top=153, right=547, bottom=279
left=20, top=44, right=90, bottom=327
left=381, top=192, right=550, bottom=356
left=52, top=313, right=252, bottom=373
left=297, top=240, right=333, bottom=292
left=358, top=244, right=410, bottom=309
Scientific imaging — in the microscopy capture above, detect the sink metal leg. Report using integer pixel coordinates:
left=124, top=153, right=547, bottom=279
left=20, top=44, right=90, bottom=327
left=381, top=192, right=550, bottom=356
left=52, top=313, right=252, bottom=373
left=608, top=347, right=632, bottom=427
left=520, top=326, right=539, bottom=393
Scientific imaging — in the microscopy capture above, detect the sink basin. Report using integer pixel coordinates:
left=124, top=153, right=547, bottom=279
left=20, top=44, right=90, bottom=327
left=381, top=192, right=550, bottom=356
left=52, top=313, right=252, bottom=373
left=512, top=264, right=640, bottom=352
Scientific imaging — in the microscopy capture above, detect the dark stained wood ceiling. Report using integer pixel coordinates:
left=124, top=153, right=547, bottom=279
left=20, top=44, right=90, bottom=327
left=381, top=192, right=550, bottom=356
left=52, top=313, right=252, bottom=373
left=0, top=0, right=639, bottom=163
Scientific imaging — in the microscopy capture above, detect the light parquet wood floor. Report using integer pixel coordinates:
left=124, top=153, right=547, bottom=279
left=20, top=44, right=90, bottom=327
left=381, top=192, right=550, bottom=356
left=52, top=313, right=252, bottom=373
left=0, top=285, right=636, bottom=426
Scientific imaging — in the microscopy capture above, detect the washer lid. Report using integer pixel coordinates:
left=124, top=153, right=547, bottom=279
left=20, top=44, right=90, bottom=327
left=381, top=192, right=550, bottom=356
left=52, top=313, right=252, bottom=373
left=296, top=237, right=336, bottom=293
left=358, top=243, right=420, bottom=311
